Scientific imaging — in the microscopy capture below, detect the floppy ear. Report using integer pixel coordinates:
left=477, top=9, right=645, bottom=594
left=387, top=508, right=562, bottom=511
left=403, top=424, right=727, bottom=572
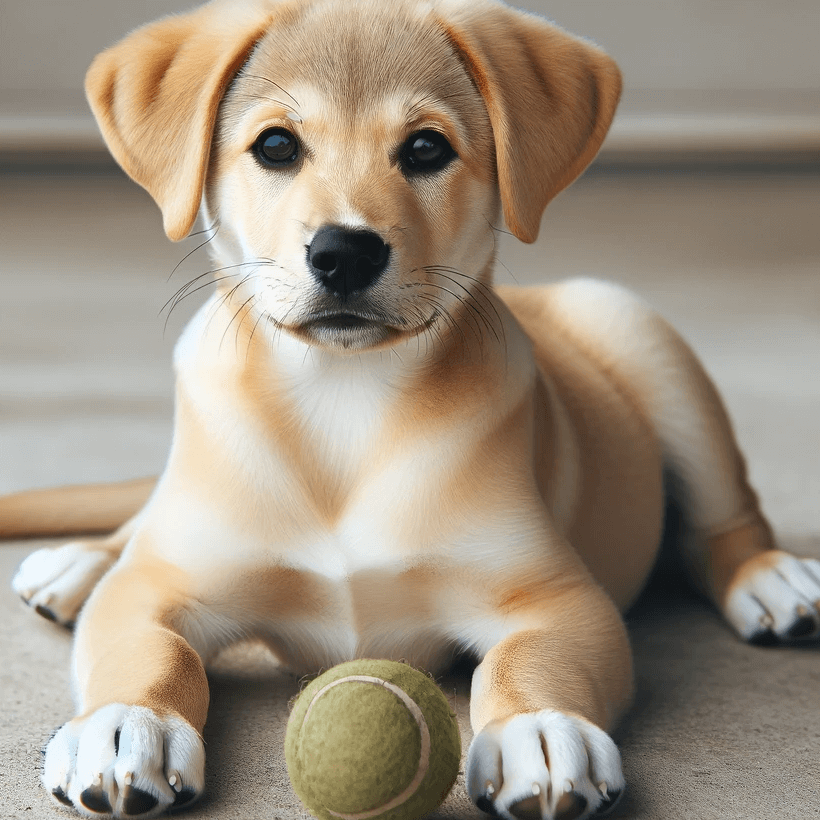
left=437, top=0, right=621, bottom=243
left=85, top=0, right=276, bottom=241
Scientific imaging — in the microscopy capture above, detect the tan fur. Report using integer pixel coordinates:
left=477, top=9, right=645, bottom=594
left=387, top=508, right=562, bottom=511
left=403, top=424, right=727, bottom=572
left=0, top=477, right=154, bottom=539
left=6, top=1, right=814, bottom=817
left=705, top=520, right=778, bottom=607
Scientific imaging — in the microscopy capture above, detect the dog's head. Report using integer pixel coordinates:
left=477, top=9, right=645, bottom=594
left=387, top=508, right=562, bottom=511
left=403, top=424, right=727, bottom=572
left=87, top=0, right=620, bottom=353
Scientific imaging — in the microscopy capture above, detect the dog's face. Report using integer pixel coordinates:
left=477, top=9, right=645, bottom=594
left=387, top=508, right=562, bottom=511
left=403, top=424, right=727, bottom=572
left=85, top=0, right=622, bottom=354
left=205, top=3, right=498, bottom=352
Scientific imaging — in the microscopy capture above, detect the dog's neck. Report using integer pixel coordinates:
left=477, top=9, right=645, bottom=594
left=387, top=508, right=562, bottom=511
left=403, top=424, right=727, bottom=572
left=174, top=276, right=534, bottom=438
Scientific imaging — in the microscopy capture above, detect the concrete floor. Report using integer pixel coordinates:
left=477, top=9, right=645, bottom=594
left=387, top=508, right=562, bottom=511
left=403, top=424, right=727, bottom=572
left=1, top=168, right=819, bottom=819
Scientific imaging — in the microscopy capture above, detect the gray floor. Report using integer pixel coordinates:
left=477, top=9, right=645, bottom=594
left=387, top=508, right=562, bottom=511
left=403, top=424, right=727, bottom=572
left=1, top=169, right=819, bottom=819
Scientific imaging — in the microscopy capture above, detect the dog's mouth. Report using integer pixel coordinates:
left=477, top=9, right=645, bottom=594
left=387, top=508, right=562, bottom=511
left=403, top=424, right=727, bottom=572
left=307, top=313, right=376, bottom=331
left=292, top=310, right=438, bottom=350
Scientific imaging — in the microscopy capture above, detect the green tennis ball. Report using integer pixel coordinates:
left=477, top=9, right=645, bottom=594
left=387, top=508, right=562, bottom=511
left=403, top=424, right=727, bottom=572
left=285, top=659, right=461, bottom=820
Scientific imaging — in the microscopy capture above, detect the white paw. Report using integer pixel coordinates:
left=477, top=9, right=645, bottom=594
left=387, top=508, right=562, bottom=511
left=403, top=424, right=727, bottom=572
left=43, top=704, right=204, bottom=817
left=466, top=710, right=624, bottom=820
left=724, top=551, right=820, bottom=643
left=12, top=543, right=115, bottom=626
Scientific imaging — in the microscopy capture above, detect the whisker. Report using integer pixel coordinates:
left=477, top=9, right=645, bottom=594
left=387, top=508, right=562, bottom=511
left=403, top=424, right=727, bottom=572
left=162, top=272, right=241, bottom=336
left=269, top=301, right=300, bottom=354
left=415, top=299, right=448, bottom=355
left=238, top=74, right=300, bottom=109
left=167, top=223, right=220, bottom=282
left=208, top=271, right=260, bottom=338
left=415, top=292, right=469, bottom=353
left=230, top=294, right=259, bottom=353
left=416, top=281, right=484, bottom=345
left=424, top=266, right=505, bottom=347
left=184, top=220, right=220, bottom=240
left=446, top=270, right=507, bottom=343
left=422, top=268, right=499, bottom=346
left=246, top=305, right=269, bottom=361
left=494, top=256, right=519, bottom=285
left=160, top=261, right=273, bottom=318
left=237, top=93, right=301, bottom=113
left=485, top=218, right=516, bottom=239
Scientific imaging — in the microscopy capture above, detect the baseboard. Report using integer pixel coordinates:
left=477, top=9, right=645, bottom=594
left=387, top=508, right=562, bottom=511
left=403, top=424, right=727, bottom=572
left=2, top=109, right=819, bottom=169
left=601, top=112, right=820, bottom=166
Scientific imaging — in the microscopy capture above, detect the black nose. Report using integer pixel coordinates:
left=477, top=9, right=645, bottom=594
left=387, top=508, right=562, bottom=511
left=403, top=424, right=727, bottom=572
left=306, top=226, right=390, bottom=297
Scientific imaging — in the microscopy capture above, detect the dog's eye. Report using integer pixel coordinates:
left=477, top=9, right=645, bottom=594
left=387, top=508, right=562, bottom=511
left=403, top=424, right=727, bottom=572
left=400, top=130, right=456, bottom=175
left=254, top=127, right=300, bottom=167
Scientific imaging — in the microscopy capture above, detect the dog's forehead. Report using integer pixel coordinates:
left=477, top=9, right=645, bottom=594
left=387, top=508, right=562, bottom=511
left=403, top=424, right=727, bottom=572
left=237, top=0, right=483, bottom=124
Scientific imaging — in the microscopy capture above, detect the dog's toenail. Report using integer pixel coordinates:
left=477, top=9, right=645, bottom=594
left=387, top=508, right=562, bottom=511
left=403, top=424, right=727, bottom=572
left=52, top=786, right=73, bottom=806
left=596, top=788, right=623, bottom=815
left=80, top=784, right=112, bottom=813
left=35, top=604, right=57, bottom=622
left=122, top=785, right=158, bottom=815
left=114, top=728, right=121, bottom=755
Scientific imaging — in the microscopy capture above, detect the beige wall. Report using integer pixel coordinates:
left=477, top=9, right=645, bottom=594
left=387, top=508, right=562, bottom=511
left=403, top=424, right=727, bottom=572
left=3, top=1, right=819, bottom=96
left=1, top=0, right=818, bottom=159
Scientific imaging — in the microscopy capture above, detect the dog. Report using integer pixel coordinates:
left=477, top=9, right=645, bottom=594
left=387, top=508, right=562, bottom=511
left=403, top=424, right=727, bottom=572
left=4, top=0, right=820, bottom=818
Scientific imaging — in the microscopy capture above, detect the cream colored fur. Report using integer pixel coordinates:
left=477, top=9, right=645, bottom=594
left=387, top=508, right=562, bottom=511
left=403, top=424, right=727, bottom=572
left=4, top=0, right=820, bottom=818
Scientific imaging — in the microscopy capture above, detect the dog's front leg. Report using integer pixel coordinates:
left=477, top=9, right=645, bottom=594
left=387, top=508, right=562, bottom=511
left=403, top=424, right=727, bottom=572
left=43, top=556, right=208, bottom=817
left=467, top=582, right=632, bottom=820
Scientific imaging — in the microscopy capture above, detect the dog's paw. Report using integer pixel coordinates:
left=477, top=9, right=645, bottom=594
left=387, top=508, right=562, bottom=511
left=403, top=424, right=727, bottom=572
left=724, top=550, right=820, bottom=644
left=12, top=542, right=116, bottom=626
left=466, top=710, right=625, bottom=820
left=43, top=704, right=204, bottom=817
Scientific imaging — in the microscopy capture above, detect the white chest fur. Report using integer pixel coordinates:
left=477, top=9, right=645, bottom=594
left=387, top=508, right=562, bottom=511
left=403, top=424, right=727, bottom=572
left=273, top=331, right=407, bottom=471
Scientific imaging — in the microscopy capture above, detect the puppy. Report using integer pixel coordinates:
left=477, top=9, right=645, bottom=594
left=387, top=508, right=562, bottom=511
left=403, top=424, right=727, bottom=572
left=5, top=0, right=820, bottom=818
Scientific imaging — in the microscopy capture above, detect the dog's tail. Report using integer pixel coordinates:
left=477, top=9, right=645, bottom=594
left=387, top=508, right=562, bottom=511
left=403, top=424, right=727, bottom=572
left=0, top=477, right=156, bottom=539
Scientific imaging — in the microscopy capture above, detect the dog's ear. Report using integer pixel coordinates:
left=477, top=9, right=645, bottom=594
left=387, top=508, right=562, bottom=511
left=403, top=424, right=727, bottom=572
left=85, top=0, right=275, bottom=241
left=437, top=0, right=621, bottom=243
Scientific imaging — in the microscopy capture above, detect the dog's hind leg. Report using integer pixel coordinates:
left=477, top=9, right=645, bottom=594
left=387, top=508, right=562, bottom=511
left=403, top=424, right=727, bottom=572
left=540, top=278, right=820, bottom=643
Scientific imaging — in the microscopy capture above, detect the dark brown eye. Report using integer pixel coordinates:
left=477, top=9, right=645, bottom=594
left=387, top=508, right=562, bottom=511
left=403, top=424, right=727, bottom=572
left=254, top=127, right=300, bottom=167
left=400, top=130, right=456, bottom=175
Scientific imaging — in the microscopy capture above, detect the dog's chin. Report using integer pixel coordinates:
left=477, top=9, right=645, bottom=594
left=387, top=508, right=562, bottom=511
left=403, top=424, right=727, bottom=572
left=289, top=312, right=438, bottom=353
left=297, top=314, right=396, bottom=351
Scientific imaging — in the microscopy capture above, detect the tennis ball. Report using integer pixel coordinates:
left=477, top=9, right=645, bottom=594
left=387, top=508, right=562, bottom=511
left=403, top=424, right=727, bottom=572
left=285, top=659, right=461, bottom=820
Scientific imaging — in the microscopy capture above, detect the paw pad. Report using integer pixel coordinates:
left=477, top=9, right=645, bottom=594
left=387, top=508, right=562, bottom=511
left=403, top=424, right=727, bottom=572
left=122, top=785, right=158, bottom=816
left=79, top=784, right=112, bottom=814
